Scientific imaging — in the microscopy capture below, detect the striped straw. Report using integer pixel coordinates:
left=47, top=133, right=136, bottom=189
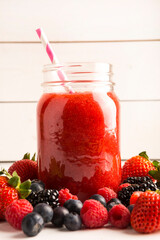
left=36, top=28, right=74, bottom=93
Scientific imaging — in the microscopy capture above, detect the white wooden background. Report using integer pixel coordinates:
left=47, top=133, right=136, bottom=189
left=0, top=0, right=160, bottom=164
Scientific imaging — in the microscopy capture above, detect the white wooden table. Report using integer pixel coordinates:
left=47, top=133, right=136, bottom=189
left=0, top=221, right=160, bottom=240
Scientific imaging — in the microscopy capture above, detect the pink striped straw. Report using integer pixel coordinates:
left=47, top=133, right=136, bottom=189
left=36, top=28, right=74, bottom=93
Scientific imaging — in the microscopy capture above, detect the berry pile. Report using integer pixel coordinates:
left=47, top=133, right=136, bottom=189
left=0, top=151, right=160, bottom=236
left=118, top=177, right=157, bottom=206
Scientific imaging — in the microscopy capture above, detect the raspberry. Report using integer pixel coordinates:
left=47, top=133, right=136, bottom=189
left=80, top=199, right=108, bottom=228
left=109, top=204, right=130, bottom=229
left=117, top=183, right=131, bottom=192
left=58, top=188, right=78, bottom=206
left=5, top=199, right=33, bottom=230
left=130, top=191, right=143, bottom=205
left=97, top=187, right=117, bottom=203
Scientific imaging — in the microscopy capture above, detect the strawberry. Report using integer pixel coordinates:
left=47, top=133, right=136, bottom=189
left=0, top=170, right=31, bottom=220
left=0, top=187, right=19, bottom=219
left=130, top=191, right=143, bottom=205
left=0, top=176, right=8, bottom=188
left=131, top=190, right=160, bottom=233
left=8, top=153, right=38, bottom=182
left=122, top=152, right=155, bottom=182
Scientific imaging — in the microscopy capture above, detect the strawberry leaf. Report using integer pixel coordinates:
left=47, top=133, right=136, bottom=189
left=23, top=153, right=30, bottom=160
left=19, top=189, right=31, bottom=199
left=31, top=153, right=36, bottom=161
left=149, top=170, right=160, bottom=181
left=12, top=171, right=19, bottom=177
left=8, top=176, right=21, bottom=188
left=19, top=180, right=31, bottom=190
left=139, top=151, right=149, bottom=160
left=152, top=160, right=160, bottom=169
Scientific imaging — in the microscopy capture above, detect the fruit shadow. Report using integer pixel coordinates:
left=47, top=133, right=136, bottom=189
left=45, top=223, right=87, bottom=232
left=105, top=225, right=139, bottom=235
left=12, top=232, right=26, bottom=239
left=0, top=222, right=17, bottom=233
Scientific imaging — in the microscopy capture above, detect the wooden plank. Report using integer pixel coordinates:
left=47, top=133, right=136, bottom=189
left=0, top=42, right=160, bottom=101
left=0, top=162, right=13, bottom=170
left=0, top=101, right=160, bottom=161
left=0, top=0, right=160, bottom=41
left=0, top=103, right=37, bottom=162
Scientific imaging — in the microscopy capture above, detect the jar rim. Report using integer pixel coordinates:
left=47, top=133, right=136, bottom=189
left=43, top=62, right=112, bottom=73
left=42, top=62, right=114, bottom=86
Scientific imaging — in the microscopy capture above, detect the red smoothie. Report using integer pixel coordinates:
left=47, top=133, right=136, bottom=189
left=37, top=91, right=121, bottom=201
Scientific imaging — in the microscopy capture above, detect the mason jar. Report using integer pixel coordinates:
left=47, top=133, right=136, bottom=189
left=37, top=62, right=121, bottom=201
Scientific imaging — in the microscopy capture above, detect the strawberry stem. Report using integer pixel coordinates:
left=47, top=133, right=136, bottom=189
left=0, top=169, right=12, bottom=179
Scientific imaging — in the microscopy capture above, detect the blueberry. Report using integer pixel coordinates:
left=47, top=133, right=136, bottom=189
left=34, top=203, right=53, bottom=223
left=64, top=212, right=82, bottom=231
left=31, top=179, right=45, bottom=189
left=107, top=202, right=117, bottom=211
left=89, top=194, right=106, bottom=207
left=106, top=198, right=121, bottom=211
left=30, top=182, right=44, bottom=193
left=52, top=207, right=69, bottom=227
left=127, top=204, right=135, bottom=213
left=22, top=212, right=44, bottom=237
left=63, top=199, right=83, bottom=215
left=107, top=198, right=121, bottom=205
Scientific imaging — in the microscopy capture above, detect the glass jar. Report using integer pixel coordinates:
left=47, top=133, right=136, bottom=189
left=37, top=62, right=121, bottom=201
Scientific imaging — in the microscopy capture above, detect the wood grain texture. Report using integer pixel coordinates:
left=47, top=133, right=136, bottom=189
left=0, top=101, right=159, bottom=161
left=0, top=0, right=160, bottom=41
left=0, top=42, right=160, bottom=101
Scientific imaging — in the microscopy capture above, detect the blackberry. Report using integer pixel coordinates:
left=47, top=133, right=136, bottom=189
left=139, top=182, right=157, bottom=191
left=27, top=189, right=59, bottom=208
left=123, top=176, right=153, bottom=185
left=118, top=182, right=157, bottom=206
left=118, top=184, right=140, bottom=206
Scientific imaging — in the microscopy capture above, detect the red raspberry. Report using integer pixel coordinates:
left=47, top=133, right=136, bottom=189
left=58, top=188, right=78, bottom=206
left=5, top=199, right=33, bottom=230
left=130, top=191, right=143, bottom=205
left=97, top=187, right=117, bottom=203
left=80, top=199, right=108, bottom=228
left=109, top=204, right=130, bottom=229
left=117, top=183, right=131, bottom=192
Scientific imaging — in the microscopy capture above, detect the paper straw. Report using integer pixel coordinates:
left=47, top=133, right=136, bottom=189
left=36, top=28, right=74, bottom=93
